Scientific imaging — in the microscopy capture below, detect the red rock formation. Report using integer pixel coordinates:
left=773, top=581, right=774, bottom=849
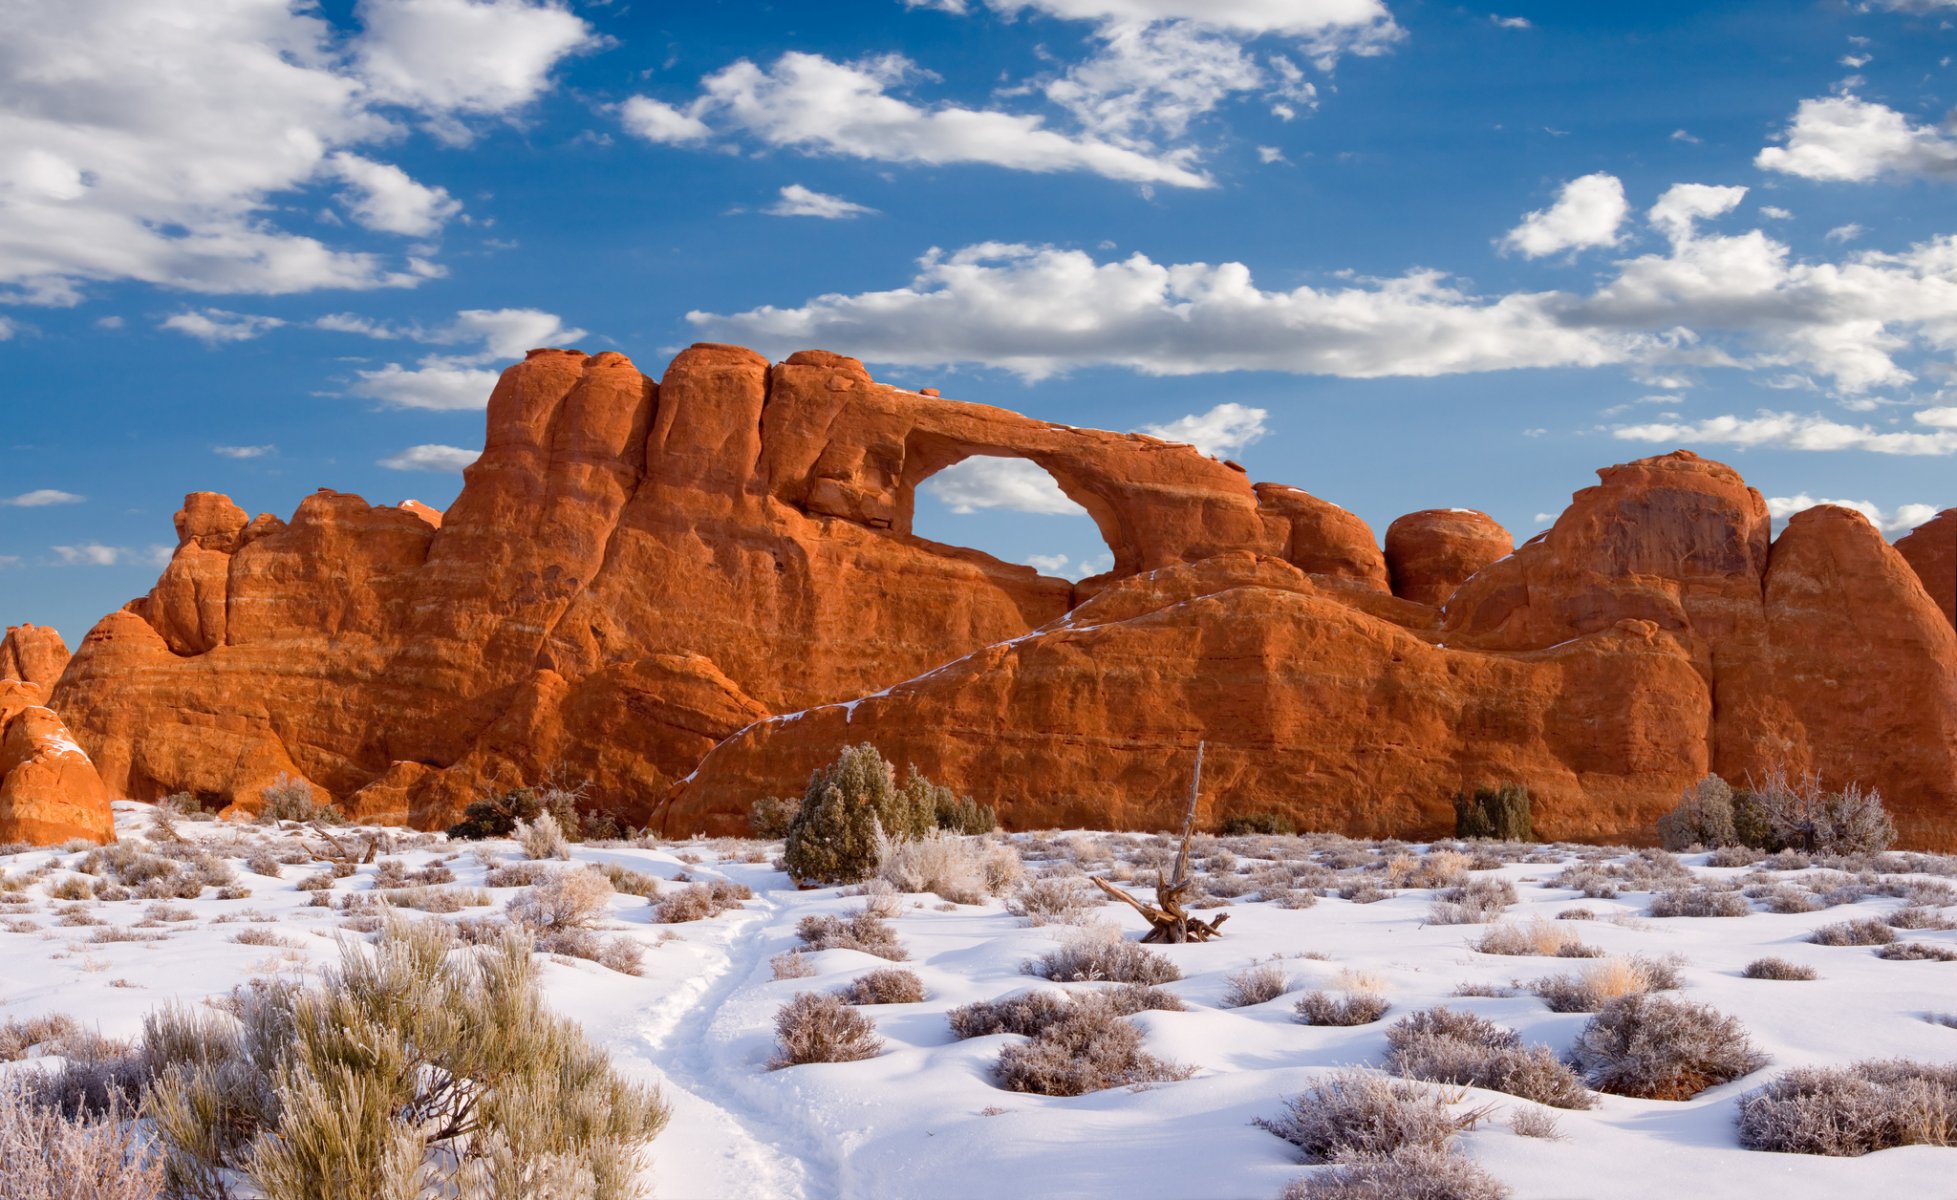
left=0, top=624, right=70, bottom=688
left=21, top=347, right=1957, bottom=849
left=1384, top=509, right=1514, bottom=607
left=1897, top=510, right=1955, bottom=631
left=0, top=680, right=114, bottom=845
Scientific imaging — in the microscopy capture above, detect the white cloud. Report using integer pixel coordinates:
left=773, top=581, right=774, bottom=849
left=1023, top=552, right=1073, bottom=573
left=3, top=489, right=84, bottom=507
left=314, top=313, right=404, bottom=339
left=51, top=543, right=122, bottom=566
left=434, top=308, right=585, bottom=359
left=213, top=444, right=275, bottom=459
left=1918, top=405, right=1957, bottom=428
left=326, top=152, right=462, bottom=236
left=1756, top=94, right=1957, bottom=182
left=619, top=96, right=713, bottom=144
left=1491, top=15, right=1531, bottom=29
left=765, top=185, right=879, bottom=219
left=943, top=0, right=1402, bottom=51
left=1613, top=410, right=1957, bottom=455
left=622, top=52, right=1211, bottom=188
left=1138, top=402, right=1269, bottom=456
left=1041, top=20, right=1287, bottom=145
left=0, top=317, right=15, bottom=340
left=923, top=457, right=1087, bottom=514
left=1646, top=182, right=1748, bottom=243
left=351, top=362, right=504, bottom=411
left=1764, top=493, right=1941, bottom=532
left=345, top=306, right=585, bottom=409
left=1760, top=205, right=1794, bottom=220
left=1864, top=0, right=1957, bottom=9
left=1501, top=173, right=1630, bottom=258
left=0, top=0, right=587, bottom=305
left=1671, top=129, right=1701, bottom=144
left=379, top=443, right=480, bottom=471
left=1825, top=222, right=1866, bottom=243
left=160, top=309, right=286, bottom=345
left=1257, top=145, right=1287, bottom=164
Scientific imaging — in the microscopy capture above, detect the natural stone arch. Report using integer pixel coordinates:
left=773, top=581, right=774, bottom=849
left=897, top=432, right=1134, bottom=576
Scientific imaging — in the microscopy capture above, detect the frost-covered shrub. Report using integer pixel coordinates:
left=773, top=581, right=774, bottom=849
left=877, top=832, right=1014, bottom=904
left=1739, top=768, right=1896, bottom=855
left=1810, top=918, right=1896, bottom=947
left=516, top=811, right=572, bottom=861
left=1385, top=1008, right=1593, bottom=1109
left=1876, top=941, right=1957, bottom=961
left=653, top=879, right=753, bottom=924
left=1427, top=877, right=1517, bottom=925
left=1657, top=775, right=1738, bottom=850
left=596, top=863, right=661, bottom=899
left=0, top=1013, right=84, bottom=1061
left=1531, top=956, right=1679, bottom=1013
left=749, top=794, right=800, bottom=839
left=842, top=968, right=926, bottom=1005
left=256, top=773, right=342, bottom=825
left=1473, top=919, right=1599, bottom=958
left=1221, top=963, right=1290, bottom=1008
left=1295, top=991, right=1390, bottom=1027
left=1255, top=1071, right=1486, bottom=1162
left=508, top=868, right=614, bottom=934
left=1886, top=906, right=1957, bottom=930
left=796, top=912, right=908, bottom=961
left=1742, top=957, right=1818, bottom=980
left=770, top=993, right=884, bottom=1068
left=1453, top=784, right=1531, bottom=842
left=993, top=994, right=1191, bottom=1096
left=1007, top=876, right=1097, bottom=926
left=0, top=1076, right=161, bottom=1200
left=949, top=990, right=1073, bottom=1040
left=1279, top=1145, right=1511, bottom=1200
left=1218, top=811, right=1297, bottom=836
left=771, top=950, right=817, bottom=980
left=1571, top=994, right=1766, bottom=1099
left=1738, top=1061, right=1957, bottom=1156
left=1027, top=926, right=1180, bottom=984
left=1648, top=886, right=1750, bottom=918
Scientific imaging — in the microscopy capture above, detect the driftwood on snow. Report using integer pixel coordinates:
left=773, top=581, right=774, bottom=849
left=1091, top=742, right=1229, bottom=944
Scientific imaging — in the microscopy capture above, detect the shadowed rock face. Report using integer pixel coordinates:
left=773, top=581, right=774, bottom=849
left=1897, top=510, right=1955, bottom=632
left=24, top=346, right=1957, bottom=849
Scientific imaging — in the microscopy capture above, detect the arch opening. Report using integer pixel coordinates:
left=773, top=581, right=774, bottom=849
left=905, top=449, right=1121, bottom=582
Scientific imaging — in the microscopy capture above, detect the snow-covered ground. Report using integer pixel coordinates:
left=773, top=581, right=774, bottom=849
left=4, top=802, right=1957, bottom=1199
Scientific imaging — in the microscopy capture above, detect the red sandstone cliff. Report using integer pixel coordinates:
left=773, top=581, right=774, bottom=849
left=0, top=627, right=114, bottom=844
left=22, top=345, right=1957, bottom=848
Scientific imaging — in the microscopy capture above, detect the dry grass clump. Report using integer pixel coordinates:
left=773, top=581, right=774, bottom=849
left=796, top=911, right=908, bottom=961
left=1647, top=885, right=1751, bottom=918
left=483, top=860, right=555, bottom=888
left=1427, top=876, right=1517, bottom=925
left=516, top=811, right=573, bottom=860
left=878, top=832, right=1020, bottom=904
left=0, top=1076, right=162, bottom=1200
left=653, top=879, right=754, bottom=923
left=770, top=950, right=817, bottom=980
left=770, top=992, right=884, bottom=1068
left=1508, top=1107, right=1564, bottom=1140
left=1472, top=919, right=1600, bottom=958
left=1255, top=1071, right=1488, bottom=1162
left=841, top=968, right=927, bottom=1005
left=1571, top=994, right=1767, bottom=1099
left=1742, top=957, right=1818, bottom=980
left=1027, top=925, right=1181, bottom=984
left=1385, top=1008, right=1593, bottom=1109
left=1876, top=941, right=1957, bottom=961
left=1295, top=990, right=1391, bottom=1026
left=1810, top=918, right=1897, bottom=946
left=1222, top=962, right=1291, bottom=1008
left=596, top=862, right=662, bottom=899
left=1336, top=880, right=1392, bottom=905
left=1007, top=875, right=1098, bottom=926
left=0, top=1013, right=84, bottom=1061
left=1886, top=906, right=1957, bottom=930
left=1278, top=1145, right=1511, bottom=1200
left=1738, top=1061, right=1957, bottom=1156
left=1746, top=884, right=1820, bottom=914
left=949, top=990, right=1073, bottom=1040
left=1530, top=955, right=1680, bottom=1013
left=993, top=993, right=1193, bottom=1096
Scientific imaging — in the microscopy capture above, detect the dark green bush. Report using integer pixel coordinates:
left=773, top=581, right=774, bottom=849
left=782, top=747, right=986, bottom=883
left=1453, top=784, right=1531, bottom=842
left=1219, top=811, right=1297, bottom=836
left=448, top=784, right=610, bottom=842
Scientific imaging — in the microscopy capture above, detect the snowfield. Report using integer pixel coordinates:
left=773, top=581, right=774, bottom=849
left=4, top=802, right=1957, bottom=1199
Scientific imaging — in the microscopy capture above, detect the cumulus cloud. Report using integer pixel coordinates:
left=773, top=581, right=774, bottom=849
left=1612, top=409, right=1957, bottom=455
left=1502, top=173, right=1630, bottom=258
left=1041, top=20, right=1301, bottom=143
left=924, top=457, right=1088, bottom=514
left=765, top=185, right=879, bottom=219
left=346, top=306, right=586, bottom=409
left=1490, top=14, right=1531, bottom=29
left=161, top=309, right=286, bottom=345
left=213, top=444, right=275, bottom=459
left=379, top=443, right=480, bottom=471
left=0, top=0, right=589, bottom=305
left=1764, top=492, right=1941, bottom=532
left=1139, top=402, right=1269, bottom=456
left=924, top=0, right=1402, bottom=57
left=3, top=489, right=84, bottom=507
left=51, top=543, right=122, bottom=566
left=1645, top=182, right=1748, bottom=243
left=1023, top=552, right=1073, bottom=573
left=619, top=96, right=713, bottom=144
left=621, top=52, right=1210, bottom=188
left=350, top=362, right=504, bottom=411
left=1756, top=94, right=1957, bottom=182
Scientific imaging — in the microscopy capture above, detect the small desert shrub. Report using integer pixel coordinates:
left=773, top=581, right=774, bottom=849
left=1737, top=1061, right=1957, bottom=1156
left=902, top=767, right=997, bottom=835
left=1742, top=957, right=1818, bottom=980
left=770, top=992, right=883, bottom=1068
left=1648, top=886, right=1751, bottom=918
left=1218, top=811, right=1297, bottom=836
left=1337, top=881, right=1391, bottom=904
left=1453, top=783, right=1531, bottom=842
left=841, top=968, right=927, bottom=1005
left=1428, top=877, right=1517, bottom=925
left=1008, top=876, right=1097, bottom=926
left=483, top=860, right=554, bottom=888
left=1222, top=962, right=1291, bottom=1008
left=516, top=811, right=573, bottom=861
left=0, top=1013, right=84, bottom=1061
left=1725, top=766, right=1897, bottom=855
left=1876, top=941, right=1957, bottom=961
left=599, top=938, right=646, bottom=976
left=993, top=994, right=1192, bottom=1096
left=1473, top=919, right=1599, bottom=958
left=49, top=875, right=95, bottom=901
left=1810, top=918, right=1897, bottom=947
left=1279, top=1145, right=1512, bottom=1200
left=852, top=878, right=903, bottom=918
left=447, top=785, right=578, bottom=841
left=1027, top=926, right=1180, bottom=984
left=507, top=868, right=614, bottom=933
left=949, top=990, right=1073, bottom=1040
left=230, top=928, right=297, bottom=948
left=771, top=950, right=817, bottom=980
left=1571, top=994, right=1766, bottom=1099
left=597, top=863, right=661, bottom=899
left=1887, top=906, right=1957, bottom=930
left=1256, top=1071, right=1487, bottom=1162
left=1530, top=956, right=1677, bottom=1013
left=1386, top=1008, right=1593, bottom=1109
left=1295, top=991, right=1391, bottom=1026
left=749, top=794, right=800, bottom=839
left=256, top=772, right=342, bottom=824
left=1657, top=774, right=1739, bottom=850
left=653, top=879, right=753, bottom=924
left=877, top=831, right=1011, bottom=904
left=244, top=850, right=283, bottom=878
left=796, top=911, right=908, bottom=960
left=0, top=1076, right=162, bottom=1200
left=1509, top=1107, right=1563, bottom=1141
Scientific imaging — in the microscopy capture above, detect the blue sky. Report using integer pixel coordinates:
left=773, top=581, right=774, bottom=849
left=4, top=0, right=1957, bottom=646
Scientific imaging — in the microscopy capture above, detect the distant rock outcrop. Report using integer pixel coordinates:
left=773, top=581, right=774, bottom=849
left=1, top=624, right=70, bottom=689
left=18, top=345, right=1957, bottom=849
left=1897, top=509, right=1955, bottom=631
